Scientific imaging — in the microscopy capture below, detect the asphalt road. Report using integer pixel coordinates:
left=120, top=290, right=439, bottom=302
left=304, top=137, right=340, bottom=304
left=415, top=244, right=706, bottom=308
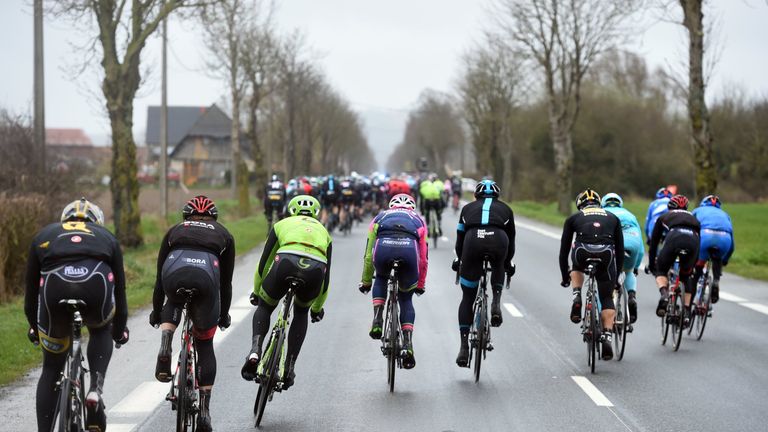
left=2, top=212, right=768, bottom=432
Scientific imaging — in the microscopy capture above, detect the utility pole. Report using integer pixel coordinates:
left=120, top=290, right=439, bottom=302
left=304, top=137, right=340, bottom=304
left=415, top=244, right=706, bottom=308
left=159, top=13, right=169, bottom=219
left=33, top=0, right=46, bottom=178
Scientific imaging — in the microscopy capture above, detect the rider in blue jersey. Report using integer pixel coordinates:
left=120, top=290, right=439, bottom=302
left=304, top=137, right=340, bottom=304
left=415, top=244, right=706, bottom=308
left=645, top=188, right=673, bottom=245
left=692, top=195, right=734, bottom=303
left=601, top=193, right=644, bottom=324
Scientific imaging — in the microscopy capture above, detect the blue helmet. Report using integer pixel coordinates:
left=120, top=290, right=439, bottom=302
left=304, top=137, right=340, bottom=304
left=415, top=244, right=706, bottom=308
left=700, top=194, right=721, bottom=208
left=655, top=187, right=673, bottom=199
left=601, top=192, right=623, bottom=208
left=474, top=179, right=500, bottom=199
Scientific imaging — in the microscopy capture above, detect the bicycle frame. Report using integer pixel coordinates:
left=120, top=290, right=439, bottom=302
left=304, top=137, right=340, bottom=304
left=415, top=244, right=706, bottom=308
left=581, top=262, right=603, bottom=374
left=661, top=255, right=686, bottom=351
left=165, top=289, right=198, bottom=432
left=467, top=258, right=494, bottom=382
left=53, top=300, right=88, bottom=432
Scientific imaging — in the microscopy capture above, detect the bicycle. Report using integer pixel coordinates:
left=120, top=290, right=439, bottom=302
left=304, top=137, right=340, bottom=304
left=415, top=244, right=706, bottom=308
left=427, top=207, right=440, bottom=249
left=581, top=259, right=604, bottom=374
left=380, top=260, right=404, bottom=392
left=611, top=263, right=631, bottom=361
left=252, top=277, right=302, bottom=426
left=50, top=299, right=88, bottom=432
left=688, top=252, right=716, bottom=340
left=660, top=252, right=687, bottom=352
left=163, top=288, right=199, bottom=432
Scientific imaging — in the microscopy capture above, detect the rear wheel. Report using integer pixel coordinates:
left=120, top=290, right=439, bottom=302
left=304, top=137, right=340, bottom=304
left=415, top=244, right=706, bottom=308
left=613, top=288, right=629, bottom=361
left=671, top=290, right=684, bottom=351
left=54, top=376, right=71, bottom=432
left=695, top=275, right=711, bottom=340
left=473, top=298, right=486, bottom=383
left=176, top=345, right=188, bottom=432
left=386, top=297, right=399, bottom=393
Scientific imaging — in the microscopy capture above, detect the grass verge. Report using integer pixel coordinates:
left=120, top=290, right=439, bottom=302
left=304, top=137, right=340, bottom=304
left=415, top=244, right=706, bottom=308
left=511, top=200, right=768, bottom=281
left=0, top=201, right=267, bottom=386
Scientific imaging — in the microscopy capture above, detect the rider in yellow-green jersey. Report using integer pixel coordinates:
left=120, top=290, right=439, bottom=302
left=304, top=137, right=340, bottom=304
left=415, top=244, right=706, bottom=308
left=241, top=195, right=333, bottom=389
left=419, top=174, right=443, bottom=236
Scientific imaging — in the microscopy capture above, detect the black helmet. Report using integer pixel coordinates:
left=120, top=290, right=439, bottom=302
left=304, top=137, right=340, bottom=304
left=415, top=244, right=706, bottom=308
left=576, top=189, right=601, bottom=210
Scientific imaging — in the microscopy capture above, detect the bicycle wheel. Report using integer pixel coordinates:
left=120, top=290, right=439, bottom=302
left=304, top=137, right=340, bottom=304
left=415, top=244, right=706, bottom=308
left=386, top=296, right=399, bottom=393
left=613, top=288, right=628, bottom=361
left=255, top=331, right=283, bottom=427
left=589, top=300, right=598, bottom=374
left=660, top=293, right=671, bottom=346
left=695, top=276, right=711, bottom=341
left=473, top=298, right=486, bottom=383
left=54, top=375, right=72, bottom=432
left=176, top=343, right=189, bottom=432
left=671, top=291, right=684, bottom=352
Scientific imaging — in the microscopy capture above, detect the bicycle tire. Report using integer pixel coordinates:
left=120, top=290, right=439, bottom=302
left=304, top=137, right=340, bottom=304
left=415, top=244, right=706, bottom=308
left=695, top=275, right=711, bottom=340
left=55, top=375, right=72, bottom=432
left=473, top=302, right=486, bottom=383
left=613, top=288, right=628, bottom=361
left=671, top=290, right=684, bottom=351
left=590, top=299, right=597, bottom=374
left=176, top=341, right=189, bottom=432
left=387, top=293, right=399, bottom=393
left=255, top=330, right=282, bottom=427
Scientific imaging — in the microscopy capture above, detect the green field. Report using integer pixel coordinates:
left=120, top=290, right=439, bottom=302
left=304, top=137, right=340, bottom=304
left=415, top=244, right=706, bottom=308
left=0, top=203, right=267, bottom=386
left=511, top=200, right=768, bottom=281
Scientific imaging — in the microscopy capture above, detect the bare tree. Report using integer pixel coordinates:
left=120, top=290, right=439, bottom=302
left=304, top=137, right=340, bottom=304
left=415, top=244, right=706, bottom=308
left=494, top=0, right=638, bottom=213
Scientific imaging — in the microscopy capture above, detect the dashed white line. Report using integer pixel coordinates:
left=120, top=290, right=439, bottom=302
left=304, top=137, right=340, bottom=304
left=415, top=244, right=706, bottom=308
left=108, top=381, right=167, bottom=414
left=718, top=291, right=768, bottom=316
left=516, top=221, right=560, bottom=240
left=719, top=291, right=748, bottom=303
left=571, top=376, right=613, bottom=407
left=108, top=424, right=138, bottom=432
left=741, top=302, right=768, bottom=316
left=503, top=302, right=524, bottom=318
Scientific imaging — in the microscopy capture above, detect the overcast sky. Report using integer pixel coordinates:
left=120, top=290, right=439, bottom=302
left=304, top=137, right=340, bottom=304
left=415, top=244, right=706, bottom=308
left=2, top=0, right=767, bottom=168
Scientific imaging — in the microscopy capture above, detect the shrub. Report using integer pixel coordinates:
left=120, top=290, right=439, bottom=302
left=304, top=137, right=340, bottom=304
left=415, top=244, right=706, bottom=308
left=0, top=193, right=47, bottom=302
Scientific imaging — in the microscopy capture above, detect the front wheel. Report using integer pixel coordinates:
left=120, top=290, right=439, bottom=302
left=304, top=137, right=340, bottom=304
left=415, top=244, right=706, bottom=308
left=255, top=332, right=282, bottom=427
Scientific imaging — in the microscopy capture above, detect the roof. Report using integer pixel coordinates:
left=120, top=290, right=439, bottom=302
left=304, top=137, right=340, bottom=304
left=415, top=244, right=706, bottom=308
left=185, top=104, right=232, bottom=138
left=145, top=105, right=208, bottom=147
left=46, top=128, right=93, bottom=146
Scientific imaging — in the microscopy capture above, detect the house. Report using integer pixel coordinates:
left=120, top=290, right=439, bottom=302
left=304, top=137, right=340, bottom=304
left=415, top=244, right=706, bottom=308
left=145, top=104, right=250, bottom=185
left=46, top=128, right=110, bottom=169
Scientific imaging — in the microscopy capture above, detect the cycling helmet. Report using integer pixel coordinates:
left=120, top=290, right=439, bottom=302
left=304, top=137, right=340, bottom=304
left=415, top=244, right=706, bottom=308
left=61, top=198, right=105, bottom=225
left=668, top=195, right=689, bottom=210
left=655, top=187, right=673, bottom=199
left=700, top=194, right=721, bottom=208
left=576, top=189, right=601, bottom=210
left=270, top=174, right=279, bottom=182
left=474, top=179, right=500, bottom=199
left=182, top=195, right=218, bottom=220
left=601, top=192, right=623, bottom=208
left=389, top=194, right=416, bottom=210
left=287, top=195, right=321, bottom=218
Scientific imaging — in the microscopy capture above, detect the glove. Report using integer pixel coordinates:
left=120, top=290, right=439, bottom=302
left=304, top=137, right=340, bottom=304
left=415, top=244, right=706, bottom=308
left=358, top=282, right=371, bottom=294
left=249, top=292, right=259, bottom=306
left=218, top=314, right=231, bottom=330
left=310, top=308, right=325, bottom=323
left=722, top=260, right=729, bottom=267
left=505, top=261, right=516, bottom=277
left=560, top=276, right=571, bottom=288
left=451, top=258, right=460, bottom=272
left=113, top=327, right=130, bottom=345
left=149, top=310, right=161, bottom=328
left=414, top=287, right=425, bottom=296
left=27, top=327, right=39, bottom=346
left=633, top=268, right=639, bottom=276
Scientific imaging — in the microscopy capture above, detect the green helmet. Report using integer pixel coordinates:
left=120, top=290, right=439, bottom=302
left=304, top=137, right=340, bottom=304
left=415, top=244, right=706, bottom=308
left=287, top=195, right=321, bottom=218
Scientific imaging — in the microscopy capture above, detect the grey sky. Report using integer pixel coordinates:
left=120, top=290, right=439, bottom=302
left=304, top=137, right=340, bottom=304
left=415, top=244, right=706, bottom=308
left=2, top=0, right=767, bottom=169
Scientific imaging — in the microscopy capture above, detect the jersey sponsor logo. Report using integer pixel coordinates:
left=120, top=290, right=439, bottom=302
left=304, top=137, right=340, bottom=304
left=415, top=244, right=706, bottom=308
left=298, top=257, right=311, bottom=269
left=593, top=222, right=601, bottom=228
left=39, top=241, right=50, bottom=249
left=39, top=277, right=44, bottom=287
left=62, top=221, right=92, bottom=233
left=168, top=253, right=175, bottom=260
left=184, top=258, right=207, bottom=265
left=71, top=236, right=82, bottom=243
left=108, top=272, right=114, bottom=282
left=63, top=266, right=89, bottom=277
left=213, top=259, right=219, bottom=268
left=381, top=239, right=410, bottom=246
left=183, top=221, right=215, bottom=230
left=476, top=229, right=495, bottom=239
left=582, top=208, right=607, bottom=216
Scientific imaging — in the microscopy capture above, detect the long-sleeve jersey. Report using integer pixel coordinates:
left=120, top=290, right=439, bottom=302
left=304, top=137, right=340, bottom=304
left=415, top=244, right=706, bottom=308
left=645, top=198, right=670, bottom=241
left=559, top=207, right=625, bottom=281
left=604, top=207, right=643, bottom=237
left=25, top=221, right=128, bottom=332
left=360, top=208, right=429, bottom=288
left=648, top=209, right=701, bottom=266
left=692, top=206, right=735, bottom=261
left=153, top=219, right=236, bottom=317
left=264, top=180, right=286, bottom=202
left=455, top=198, right=516, bottom=262
left=419, top=181, right=442, bottom=201
left=255, top=216, right=333, bottom=313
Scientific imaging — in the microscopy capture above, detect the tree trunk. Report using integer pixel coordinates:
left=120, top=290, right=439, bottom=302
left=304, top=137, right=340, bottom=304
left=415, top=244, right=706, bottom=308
left=682, top=0, right=717, bottom=196
left=231, top=97, right=250, bottom=216
left=551, top=122, right=574, bottom=215
left=107, top=102, right=143, bottom=246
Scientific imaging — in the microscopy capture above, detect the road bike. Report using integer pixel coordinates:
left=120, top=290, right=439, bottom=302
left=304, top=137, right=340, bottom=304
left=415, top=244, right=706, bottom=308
left=581, top=259, right=605, bottom=374
left=164, top=288, right=199, bottom=432
left=661, top=252, right=687, bottom=352
left=688, top=252, right=716, bottom=340
left=252, top=278, right=302, bottom=426
left=611, top=262, right=631, bottom=361
left=50, top=299, right=88, bottom=432
left=427, top=207, right=440, bottom=249
left=380, top=260, right=404, bottom=392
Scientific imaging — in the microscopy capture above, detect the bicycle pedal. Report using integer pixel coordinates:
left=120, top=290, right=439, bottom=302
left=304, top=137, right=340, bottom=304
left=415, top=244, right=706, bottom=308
left=626, top=325, right=634, bottom=333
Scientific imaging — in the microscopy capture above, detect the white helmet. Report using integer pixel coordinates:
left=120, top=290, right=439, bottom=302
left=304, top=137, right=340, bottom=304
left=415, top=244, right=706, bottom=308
left=61, top=198, right=105, bottom=225
left=389, top=194, right=416, bottom=210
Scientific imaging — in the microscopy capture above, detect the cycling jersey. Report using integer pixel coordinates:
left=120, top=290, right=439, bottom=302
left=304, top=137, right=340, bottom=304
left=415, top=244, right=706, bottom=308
left=455, top=198, right=515, bottom=263
left=645, top=197, right=670, bottom=242
left=604, top=207, right=645, bottom=271
left=450, top=177, right=462, bottom=195
left=255, top=216, right=333, bottom=313
left=25, top=221, right=128, bottom=339
left=361, top=208, right=428, bottom=289
left=648, top=209, right=701, bottom=278
left=558, top=207, right=624, bottom=283
left=419, top=180, right=441, bottom=201
left=692, top=206, right=735, bottom=263
left=265, top=181, right=286, bottom=202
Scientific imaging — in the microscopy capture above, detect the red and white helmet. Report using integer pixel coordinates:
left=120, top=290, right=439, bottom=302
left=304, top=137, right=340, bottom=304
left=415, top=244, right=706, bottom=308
left=389, top=194, right=416, bottom=210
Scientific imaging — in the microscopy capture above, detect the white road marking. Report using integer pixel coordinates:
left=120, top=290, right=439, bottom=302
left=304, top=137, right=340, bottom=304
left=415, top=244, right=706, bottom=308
left=108, top=381, right=168, bottom=414
left=571, top=376, right=614, bottom=407
left=719, top=291, right=748, bottom=303
left=503, top=302, right=524, bottom=318
left=516, top=221, right=560, bottom=240
left=741, top=302, right=768, bottom=316
left=107, top=424, right=137, bottom=432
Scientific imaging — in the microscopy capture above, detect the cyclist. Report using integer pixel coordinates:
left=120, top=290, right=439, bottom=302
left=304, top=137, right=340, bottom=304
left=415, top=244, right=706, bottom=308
left=320, top=174, right=339, bottom=228
left=453, top=180, right=515, bottom=367
left=648, top=195, right=701, bottom=325
left=264, top=174, right=286, bottom=226
left=241, top=195, right=332, bottom=389
left=645, top=187, right=673, bottom=245
left=387, top=176, right=411, bottom=201
left=419, top=174, right=443, bottom=236
left=150, top=195, right=235, bottom=432
left=358, top=194, right=428, bottom=369
left=433, top=175, right=446, bottom=209
left=601, top=193, right=644, bottom=324
left=24, top=198, right=129, bottom=432
left=450, top=173, right=463, bottom=211
left=559, top=189, right=624, bottom=361
left=692, top=195, right=733, bottom=304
